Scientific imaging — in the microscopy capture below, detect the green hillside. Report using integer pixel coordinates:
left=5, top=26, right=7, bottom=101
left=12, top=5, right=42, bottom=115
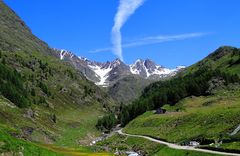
left=97, top=47, right=240, bottom=154
left=97, top=47, right=240, bottom=130
left=124, top=87, right=240, bottom=147
left=107, top=75, right=152, bottom=104
left=0, top=1, right=115, bottom=155
left=98, top=134, right=218, bottom=156
left=0, top=1, right=55, bottom=56
left=114, top=47, right=240, bottom=153
left=183, top=46, right=240, bottom=75
left=118, top=46, right=240, bottom=126
left=0, top=123, right=112, bottom=156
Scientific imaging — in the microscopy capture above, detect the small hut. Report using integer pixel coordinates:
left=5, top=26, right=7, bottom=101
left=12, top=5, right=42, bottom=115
left=155, top=108, right=166, bottom=114
left=189, top=141, right=200, bottom=147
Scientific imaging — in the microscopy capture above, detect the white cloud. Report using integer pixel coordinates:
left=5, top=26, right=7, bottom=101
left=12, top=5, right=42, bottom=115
left=112, top=0, right=146, bottom=61
left=90, top=32, right=209, bottom=53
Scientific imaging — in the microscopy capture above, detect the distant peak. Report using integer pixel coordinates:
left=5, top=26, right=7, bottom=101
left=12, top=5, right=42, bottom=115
left=112, top=58, right=124, bottom=66
left=78, top=56, right=88, bottom=61
left=53, top=48, right=74, bottom=60
left=114, top=58, right=123, bottom=63
left=145, top=58, right=153, bottom=62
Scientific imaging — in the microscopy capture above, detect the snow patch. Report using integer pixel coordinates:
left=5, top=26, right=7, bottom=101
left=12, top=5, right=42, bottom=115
left=60, top=50, right=66, bottom=60
left=130, top=64, right=140, bottom=74
left=143, top=60, right=151, bottom=77
left=59, top=49, right=74, bottom=60
left=129, top=59, right=183, bottom=78
left=88, top=64, right=112, bottom=87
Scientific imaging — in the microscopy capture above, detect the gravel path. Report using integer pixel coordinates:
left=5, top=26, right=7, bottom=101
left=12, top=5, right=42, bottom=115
left=118, top=129, right=240, bottom=156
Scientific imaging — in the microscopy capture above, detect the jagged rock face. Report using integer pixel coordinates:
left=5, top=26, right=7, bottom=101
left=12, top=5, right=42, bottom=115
left=52, top=49, right=99, bottom=82
left=144, top=59, right=158, bottom=72
left=130, top=59, right=185, bottom=79
left=107, top=59, right=131, bottom=82
left=53, top=49, right=185, bottom=87
left=130, top=59, right=146, bottom=76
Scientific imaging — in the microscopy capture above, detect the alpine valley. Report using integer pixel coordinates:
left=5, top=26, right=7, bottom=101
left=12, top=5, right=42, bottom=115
left=53, top=49, right=185, bottom=103
left=0, top=1, right=240, bottom=156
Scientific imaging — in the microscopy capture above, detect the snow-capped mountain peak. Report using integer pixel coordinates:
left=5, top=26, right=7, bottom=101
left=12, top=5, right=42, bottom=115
left=53, top=49, right=185, bottom=87
left=87, top=63, right=112, bottom=87
left=111, top=58, right=122, bottom=68
left=129, top=59, right=179, bottom=78
left=87, top=58, right=129, bottom=87
left=53, top=49, right=75, bottom=60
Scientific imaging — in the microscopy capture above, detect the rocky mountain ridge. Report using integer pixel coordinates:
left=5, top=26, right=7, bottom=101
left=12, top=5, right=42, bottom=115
left=54, top=49, right=185, bottom=87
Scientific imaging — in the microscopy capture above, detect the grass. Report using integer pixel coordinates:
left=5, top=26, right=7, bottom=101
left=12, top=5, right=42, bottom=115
left=183, top=46, right=240, bottom=76
left=40, top=144, right=112, bottom=156
left=123, top=88, right=240, bottom=151
left=220, top=142, right=240, bottom=150
left=0, top=19, right=116, bottom=153
left=98, top=134, right=163, bottom=155
left=98, top=134, right=218, bottom=156
left=0, top=123, right=112, bottom=156
left=0, top=49, right=115, bottom=147
left=0, top=94, right=106, bottom=147
left=153, top=147, right=218, bottom=156
left=0, top=124, right=62, bottom=156
left=55, top=104, right=104, bottom=147
left=107, top=75, right=153, bottom=104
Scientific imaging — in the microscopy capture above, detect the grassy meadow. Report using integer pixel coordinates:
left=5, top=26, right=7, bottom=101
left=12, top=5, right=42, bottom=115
left=123, top=87, right=240, bottom=151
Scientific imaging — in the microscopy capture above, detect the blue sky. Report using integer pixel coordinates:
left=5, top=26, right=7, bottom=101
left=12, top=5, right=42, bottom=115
left=4, top=0, right=240, bottom=68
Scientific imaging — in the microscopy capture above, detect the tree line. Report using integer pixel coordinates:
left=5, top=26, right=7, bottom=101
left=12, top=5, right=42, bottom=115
left=0, top=62, right=30, bottom=107
left=96, top=68, right=240, bottom=130
left=119, top=69, right=239, bottom=126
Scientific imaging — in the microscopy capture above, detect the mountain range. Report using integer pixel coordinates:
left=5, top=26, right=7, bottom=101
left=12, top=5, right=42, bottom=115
left=54, top=49, right=185, bottom=87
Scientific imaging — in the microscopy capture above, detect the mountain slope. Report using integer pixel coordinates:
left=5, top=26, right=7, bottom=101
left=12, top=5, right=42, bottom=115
left=0, top=2, right=56, bottom=56
left=117, top=46, right=240, bottom=152
left=55, top=49, right=184, bottom=87
left=118, top=46, right=240, bottom=125
left=0, top=1, right=115, bottom=153
left=54, top=49, right=185, bottom=103
left=130, top=59, right=185, bottom=78
left=183, top=46, right=240, bottom=75
left=108, top=75, right=152, bottom=104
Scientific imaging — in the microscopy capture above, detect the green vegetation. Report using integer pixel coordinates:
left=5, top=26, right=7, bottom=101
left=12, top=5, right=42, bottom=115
left=0, top=62, right=30, bottom=107
left=98, top=47, right=240, bottom=154
left=38, top=81, right=51, bottom=97
left=107, top=75, right=152, bottom=104
left=96, top=113, right=117, bottom=131
left=123, top=87, right=240, bottom=150
left=98, top=134, right=218, bottom=156
left=96, top=47, right=240, bottom=130
left=0, top=1, right=116, bottom=155
left=0, top=124, right=62, bottom=155
left=0, top=123, right=112, bottom=156
left=55, top=104, right=105, bottom=147
left=0, top=96, right=113, bottom=155
left=119, top=69, right=239, bottom=126
left=0, top=1, right=54, bottom=56
left=153, top=147, right=218, bottom=156
left=0, top=48, right=114, bottom=155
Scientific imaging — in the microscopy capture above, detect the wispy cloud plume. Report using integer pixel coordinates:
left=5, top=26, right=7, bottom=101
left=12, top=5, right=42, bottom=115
left=90, top=32, right=209, bottom=53
left=112, top=0, right=146, bottom=61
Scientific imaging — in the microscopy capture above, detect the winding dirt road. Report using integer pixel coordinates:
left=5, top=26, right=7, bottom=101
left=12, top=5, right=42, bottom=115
left=117, top=129, right=240, bottom=156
